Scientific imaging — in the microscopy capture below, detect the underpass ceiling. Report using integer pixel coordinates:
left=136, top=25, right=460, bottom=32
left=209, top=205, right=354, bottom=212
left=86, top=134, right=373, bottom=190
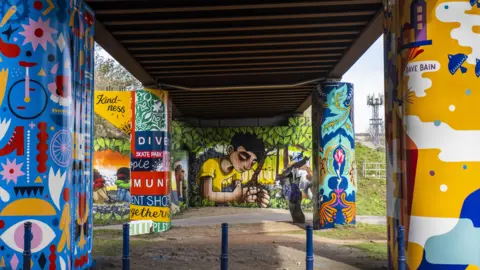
left=87, top=0, right=383, bottom=119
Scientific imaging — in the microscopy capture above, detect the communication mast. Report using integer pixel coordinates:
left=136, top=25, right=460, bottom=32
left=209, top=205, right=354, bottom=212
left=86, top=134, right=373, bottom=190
left=367, top=94, right=384, bottom=147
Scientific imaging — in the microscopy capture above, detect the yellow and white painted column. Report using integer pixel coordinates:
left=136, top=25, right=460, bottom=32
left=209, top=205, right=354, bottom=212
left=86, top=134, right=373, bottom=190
left=384, top=0, right=480, bottom=269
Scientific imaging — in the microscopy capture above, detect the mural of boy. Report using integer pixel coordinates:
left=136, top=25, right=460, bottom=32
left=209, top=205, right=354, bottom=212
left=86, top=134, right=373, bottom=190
left=197, top=133, right=270, bottom=207
left=115, top=167, right=131, bottom=202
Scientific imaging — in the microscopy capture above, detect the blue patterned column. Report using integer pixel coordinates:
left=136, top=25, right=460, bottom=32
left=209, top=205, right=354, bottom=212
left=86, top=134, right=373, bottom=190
left=0, top=1, right=94, bottom=269
left=313, top=82, right=356, bottom=229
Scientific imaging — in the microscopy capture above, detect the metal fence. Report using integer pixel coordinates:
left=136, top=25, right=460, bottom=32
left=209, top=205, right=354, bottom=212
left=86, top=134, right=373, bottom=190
left=362, top=162, right=386, bottom=179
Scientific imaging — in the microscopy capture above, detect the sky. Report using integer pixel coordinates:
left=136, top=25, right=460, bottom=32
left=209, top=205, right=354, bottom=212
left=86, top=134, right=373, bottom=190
left=343, top=35, right=385, bottom=133
left=97, top=35, right=385, bottom=133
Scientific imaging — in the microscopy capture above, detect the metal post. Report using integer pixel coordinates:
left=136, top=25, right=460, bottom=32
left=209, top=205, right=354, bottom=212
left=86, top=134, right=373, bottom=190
left=306, top=225, right=314, bottom=270
left=221, top=223, right=228, bottom=270
left=122, top=223, right=130, bottom=270
left=23, top=222, right=32, bottom=270
left=397, top=225, right=406, bottom=270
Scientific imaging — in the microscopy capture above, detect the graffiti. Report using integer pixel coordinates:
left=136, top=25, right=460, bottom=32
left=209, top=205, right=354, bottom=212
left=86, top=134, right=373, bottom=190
left=172, top=117, right=313, bottom=212
left=130, top=89, right=172, bottom=234
left=384, top=0, right=480, bottom=269
left=93, top=91, right=132, bottom=226
left=171, top=151, right=189, bottom=211
left=0, top=0, right=94, bottom=268
left=94, top=91, right=131, bottom=135
left=313, top=82, right=356, bottom=229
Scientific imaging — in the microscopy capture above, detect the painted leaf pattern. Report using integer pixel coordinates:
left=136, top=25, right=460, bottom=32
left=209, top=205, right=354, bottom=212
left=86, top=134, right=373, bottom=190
left=321, top=84, right=354, bottom=139
left=135, top=90, right=167, bottom=131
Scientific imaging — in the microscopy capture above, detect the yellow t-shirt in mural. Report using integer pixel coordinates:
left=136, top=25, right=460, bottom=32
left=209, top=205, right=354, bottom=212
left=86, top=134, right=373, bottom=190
left=197, top=158, right=244, bottom=192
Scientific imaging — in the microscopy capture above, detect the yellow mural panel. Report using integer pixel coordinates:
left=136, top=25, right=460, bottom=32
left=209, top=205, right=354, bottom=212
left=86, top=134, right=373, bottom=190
left=130, top=205, right=170, bottom=223
left=94, top=91, right=132, bottom=135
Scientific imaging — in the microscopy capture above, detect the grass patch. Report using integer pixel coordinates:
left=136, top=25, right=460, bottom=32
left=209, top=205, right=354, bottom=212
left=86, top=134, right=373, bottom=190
left=354, top=143, right=387, bottom=216
left=313, top=223, right=386, bottom=240
left=346, top=242, right=388, bottom=261
left=288, top=223, right=386, bottom=241
left=356, top=177, right=386, bottom=216
left=93, top=230, right=149, bottom=257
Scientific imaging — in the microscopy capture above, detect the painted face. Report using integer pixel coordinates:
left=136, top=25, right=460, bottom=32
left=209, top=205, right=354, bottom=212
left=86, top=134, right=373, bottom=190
left=229, top=146, right=257, bottom=173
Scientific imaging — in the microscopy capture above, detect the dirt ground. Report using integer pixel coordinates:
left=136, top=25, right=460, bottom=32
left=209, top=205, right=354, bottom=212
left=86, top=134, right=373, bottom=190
left=94, top=221, right=387, bottom=270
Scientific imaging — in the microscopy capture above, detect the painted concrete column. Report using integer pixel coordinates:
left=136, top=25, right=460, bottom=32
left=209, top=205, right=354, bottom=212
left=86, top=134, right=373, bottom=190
left=384, top=1, right=480, bottom=269
left=130, top=89, right=172, bottom=235
left=313, top=82, right=356, bottom=229
left=0, top=0, right=95, bottom=269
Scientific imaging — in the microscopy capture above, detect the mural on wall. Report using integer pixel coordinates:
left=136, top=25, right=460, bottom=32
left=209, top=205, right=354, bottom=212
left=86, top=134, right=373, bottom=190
left=172, top=117, right=314, bottom=213
left=0, top=0, right=95, bottom=269
left=171, top=151, right=189, bottom=213
left=384, top=0, right=480, bottom=269
left=314, top=82, right=356, bottom=230
left=92, top=91, right=131, bottom=225
left=130, top=89, right=172, bottom=235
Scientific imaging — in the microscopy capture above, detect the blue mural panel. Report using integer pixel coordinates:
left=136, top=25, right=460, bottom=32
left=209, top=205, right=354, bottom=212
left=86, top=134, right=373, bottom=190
left=314, top=82, right=356, bottom=229
left=0, top=0, right=94, bottom=269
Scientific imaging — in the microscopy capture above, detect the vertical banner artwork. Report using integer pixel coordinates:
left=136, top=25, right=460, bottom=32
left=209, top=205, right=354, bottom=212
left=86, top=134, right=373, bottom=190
left=384, top=1, right=480, bottom=269
left=313, top=82, right=356, bottom=230
left=93, top=91, right=131, bottom=224
left=171, top=151, right=189, bottom=212
left=130, top=89, right=172, bottom=235
left=0, top=0, right=95, bottom=269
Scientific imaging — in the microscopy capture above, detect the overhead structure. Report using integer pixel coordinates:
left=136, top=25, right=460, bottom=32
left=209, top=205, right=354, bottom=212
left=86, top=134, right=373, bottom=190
left=87, top=0, right=383, bottom=119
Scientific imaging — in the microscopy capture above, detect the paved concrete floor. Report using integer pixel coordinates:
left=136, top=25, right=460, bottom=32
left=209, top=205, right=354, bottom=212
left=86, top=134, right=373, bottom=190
left=97, top=209, right=385, bottom=230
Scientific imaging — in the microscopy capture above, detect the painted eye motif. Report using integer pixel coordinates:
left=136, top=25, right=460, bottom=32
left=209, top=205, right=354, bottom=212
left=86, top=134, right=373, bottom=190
left=0, top=219, right=56, bottom=253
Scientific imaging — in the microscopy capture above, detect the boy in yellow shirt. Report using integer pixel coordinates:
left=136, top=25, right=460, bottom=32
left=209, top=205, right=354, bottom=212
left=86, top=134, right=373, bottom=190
left=197, top=133, right=270, bottom=207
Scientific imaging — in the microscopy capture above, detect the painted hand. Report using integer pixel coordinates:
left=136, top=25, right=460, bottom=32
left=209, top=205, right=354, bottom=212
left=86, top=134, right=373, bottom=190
left=243, top=186, right=270, bottom=208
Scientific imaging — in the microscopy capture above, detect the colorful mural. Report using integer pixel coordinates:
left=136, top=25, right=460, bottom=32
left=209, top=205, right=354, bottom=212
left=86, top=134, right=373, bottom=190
left=172, top=117, right=314, bottom=213
left=384, top=0, right=480, bottom=269
left=130, top=89, right=172, bottom=234
left=313, top=82, right=356, bottom=229
left=0, top=0, right=95, bottom=269
left=171, top=150, right=189, bottom=213
left=92, top=91, right=131, bottom=225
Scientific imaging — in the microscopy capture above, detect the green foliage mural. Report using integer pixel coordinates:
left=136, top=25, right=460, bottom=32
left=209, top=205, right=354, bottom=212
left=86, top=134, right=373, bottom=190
left=93, top=137, right=131, bottom=156
left=172, top=117, right=314, bottom=211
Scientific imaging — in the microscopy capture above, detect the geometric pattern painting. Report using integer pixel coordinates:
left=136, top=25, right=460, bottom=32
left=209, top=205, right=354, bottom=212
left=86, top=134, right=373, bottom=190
left=384, top=0, right=480, bottom=269
left=0, top=0, right=94, bottom=269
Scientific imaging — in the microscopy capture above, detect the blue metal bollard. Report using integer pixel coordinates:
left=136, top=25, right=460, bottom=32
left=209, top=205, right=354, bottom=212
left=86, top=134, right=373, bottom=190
left=221, top=223, right=228, bottom=270
left=397, top=225, right=406, bottom=270
left=306, top=225, right=314, bottom=270
left=122, top=223, right=130, bottom=270
left=23, top=222, right=32, bottom=270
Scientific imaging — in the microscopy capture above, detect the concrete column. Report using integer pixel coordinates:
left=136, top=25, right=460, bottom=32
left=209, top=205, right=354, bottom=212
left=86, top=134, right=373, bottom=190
left=313, top=82, right=356, bottom=229
left=130, top=89, right=172, bottom=234
left=384, top=1, right=480, bottom=269
left=0, top=0, right=95, bottom=269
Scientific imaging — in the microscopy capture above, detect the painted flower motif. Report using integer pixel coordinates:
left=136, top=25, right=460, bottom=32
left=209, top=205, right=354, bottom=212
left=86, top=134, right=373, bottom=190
left=19, top=18, right=58, bottom=51
left=334, top=149, right=345, bottom=165
left=0, top=158, right=25, bottom=184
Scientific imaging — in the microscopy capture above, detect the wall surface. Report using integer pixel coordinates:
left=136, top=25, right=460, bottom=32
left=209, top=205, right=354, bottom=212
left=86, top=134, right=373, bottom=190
left=93, top=91, right=131, bottom=225
left=0, top=0, right=95, bottom=269
left=172, top=117, right=314, bottom=210
left=384, top=0, right=480, bottom=269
